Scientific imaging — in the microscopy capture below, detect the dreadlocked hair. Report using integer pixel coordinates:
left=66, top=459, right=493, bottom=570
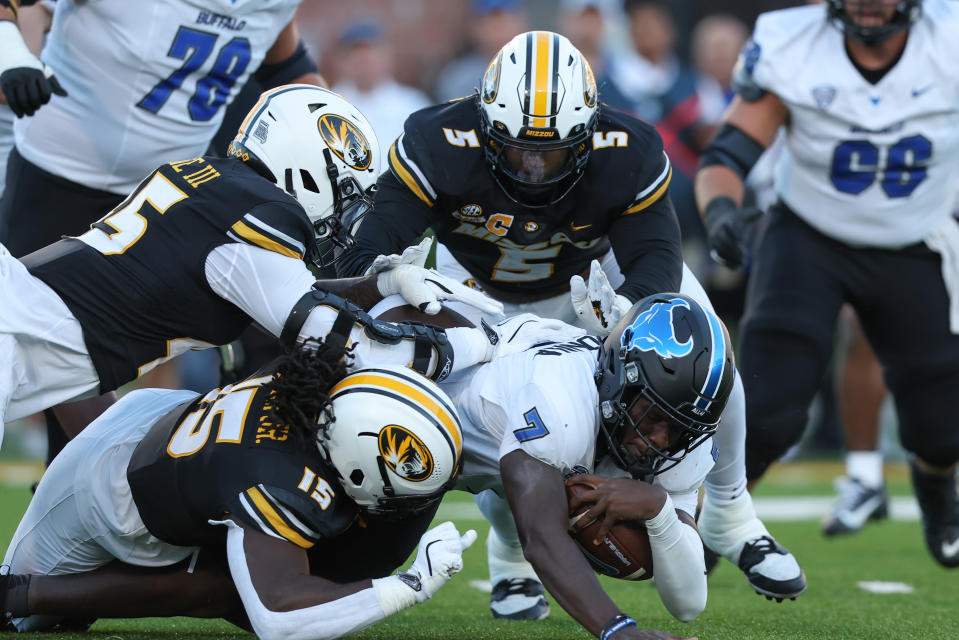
left=260, top=337, right=351, bottom=446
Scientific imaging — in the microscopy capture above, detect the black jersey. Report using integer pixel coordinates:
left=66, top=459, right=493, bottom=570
left=20, top=156, right=314, bottom=393
left=127, top=374, right=357, bottom=548
left=337, top=96, right=682, bottom=302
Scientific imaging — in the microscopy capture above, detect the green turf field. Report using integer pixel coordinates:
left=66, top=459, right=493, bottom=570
left=2, top=462, right=956, bottom=640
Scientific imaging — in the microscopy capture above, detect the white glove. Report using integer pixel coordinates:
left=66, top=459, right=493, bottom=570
left=372, top=238, right=504, bottom=316
left=402, top=521, right=477, bottom=603
left=569, top=259, right=633, bottom=337
left=364, top=236, right=433, bottom=275
left=481, top=313, right=587, bottom=361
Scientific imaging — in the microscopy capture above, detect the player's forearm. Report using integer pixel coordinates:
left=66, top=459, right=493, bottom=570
left=522, top=525, right=622, bottom=636
left=646, top=498, right=708, bottom=622
left=612, top=200, right=683, bottom=301
left=694, top=165, right=746, bottom=215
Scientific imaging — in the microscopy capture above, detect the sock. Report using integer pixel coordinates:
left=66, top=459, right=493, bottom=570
left=846, top=451, right=883, bottom=489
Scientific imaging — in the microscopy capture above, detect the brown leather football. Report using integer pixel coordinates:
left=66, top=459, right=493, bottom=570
left=566, top=480, right=654, bottom=581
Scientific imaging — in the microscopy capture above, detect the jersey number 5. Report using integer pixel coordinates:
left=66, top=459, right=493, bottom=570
left=79, top=173, right=188, bottom=255
left=138, top=27, right=252, bottom=122
left=831, top=135, right=932, bottom=198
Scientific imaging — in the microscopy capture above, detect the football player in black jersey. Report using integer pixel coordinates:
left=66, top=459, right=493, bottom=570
left=0, top=85, right=504, bottom=449
left=336, top=31, right=804, bottom=613
left=1, top=338, right=476, bottom=636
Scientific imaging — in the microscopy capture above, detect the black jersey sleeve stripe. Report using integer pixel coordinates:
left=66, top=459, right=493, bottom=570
left=242, top=213, right=307, bottom=256
left=230, top=220, right=304, bottom=260
left=242, top=486, right=318, bottom=548
left=238, top=492, right=289, bottom=542
left=623, top=152, right=673, bottom=215
left=388, top=134, right=436, bottom=207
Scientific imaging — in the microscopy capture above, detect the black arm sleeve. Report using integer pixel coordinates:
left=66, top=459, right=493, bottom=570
left=608, top=192, right=683, bottom=302
left=334, top=169, right=437, bottom=277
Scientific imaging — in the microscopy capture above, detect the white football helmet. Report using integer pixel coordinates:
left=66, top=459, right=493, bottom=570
left=228, top=85, right=380, bottom=267
left=479, top=31, right=599, bottom=208
left=321, top=365, right=463, bottom=517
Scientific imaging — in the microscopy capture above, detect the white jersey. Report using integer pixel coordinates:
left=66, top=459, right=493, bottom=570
left=739, top=1, right=959, bottom=248
left=15, top=0, right=300, bottom=194
left=444, top=329, right=715, bottom=516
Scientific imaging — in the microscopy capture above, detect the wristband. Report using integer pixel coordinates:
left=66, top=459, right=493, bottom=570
left=601, top=613, right=637, bottom=640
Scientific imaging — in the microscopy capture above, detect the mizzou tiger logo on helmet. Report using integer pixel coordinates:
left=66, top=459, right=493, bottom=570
left=318, top=114, right=373, bottom=171
left=378, top=425, right=434, bottom=482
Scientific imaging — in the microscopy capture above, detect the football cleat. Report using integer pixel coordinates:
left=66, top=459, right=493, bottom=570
left=737, top=536, right=806, bottom=601
left=698, top=493, right=806, bottom=601
left=490, top=578, right=550, bottom=621
left=910, top=460, right=959, bottom=569
left=822, top=476, right=889, bottom=536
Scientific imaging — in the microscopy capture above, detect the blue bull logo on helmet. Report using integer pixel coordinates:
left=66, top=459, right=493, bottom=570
left=624, top=298, right=693, bottom=359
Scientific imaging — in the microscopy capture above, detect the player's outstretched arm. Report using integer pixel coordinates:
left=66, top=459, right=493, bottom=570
left=566, top=475, right=708, bottom=622
left=500, top=451, right=696, bottom=640
left=219, top=518, right=475, bottom=640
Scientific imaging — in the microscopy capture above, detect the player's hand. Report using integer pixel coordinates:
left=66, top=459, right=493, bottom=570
left=702, top=196, right=762, bottom=270
left=405, top=521, right=477, bottom=602
left=0, top=22, right=67, bottom=118
left=372, top=238, right=503, bottom=315
left=566, top=474, right=667, bottom=543
left=569, top=259, right=632, bottom=337
left=480, top=313, right=586, bottom=361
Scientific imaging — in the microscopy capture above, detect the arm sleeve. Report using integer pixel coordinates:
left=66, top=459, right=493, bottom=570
left=608, top=192, right=683, bottom=301
left=220, top=520, right=411, bottom=640
left=205, top=243, right=318, bottom=338
left=645, top=495, right=708, bottom=623
left=335, top=135, right=439, bottom=278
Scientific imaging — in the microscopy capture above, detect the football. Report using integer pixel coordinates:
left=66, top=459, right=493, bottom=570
left=566, top=480, right=654, bottom=581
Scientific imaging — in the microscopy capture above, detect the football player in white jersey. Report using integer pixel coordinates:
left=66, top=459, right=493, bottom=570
left=0, top=85, right=508, bottom=450
left=696, top=0, right=959, bottom=568
left=425, top=292, right=735, bottom=639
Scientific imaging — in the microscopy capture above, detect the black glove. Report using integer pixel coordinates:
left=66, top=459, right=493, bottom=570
left=702, top=196, right=763, bottom=270
left=1, top=66, right=67, bottom=118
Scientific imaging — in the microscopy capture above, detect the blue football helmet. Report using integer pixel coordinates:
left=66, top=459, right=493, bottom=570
left=826, top=0, right=921, bottom=45
left=594, top=293, right=735, bottom=479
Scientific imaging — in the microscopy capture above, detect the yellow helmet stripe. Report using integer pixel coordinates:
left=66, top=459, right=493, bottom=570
left=389, top=140, right=434, bottom=206
left=531, top=31, right=552, bottom=128
left=235, top=85, right=310, bottom=148
left=330, top=373, right=462, bottom=453
left=245, top=487, right=315, bottom=549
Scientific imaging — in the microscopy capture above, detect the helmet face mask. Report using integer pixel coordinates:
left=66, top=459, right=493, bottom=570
left=595, top=294, right=735, bottom=480
left=229, top=85, right=380, bottom=269
left=826, top=0, right=921, bottom=45
left=479, top=31, right=599, bottom=209
left=319, top=366, right=463, bottom=519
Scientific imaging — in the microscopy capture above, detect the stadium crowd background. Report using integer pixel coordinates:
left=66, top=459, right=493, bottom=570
left=0, top=0, right=904, bottom=471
